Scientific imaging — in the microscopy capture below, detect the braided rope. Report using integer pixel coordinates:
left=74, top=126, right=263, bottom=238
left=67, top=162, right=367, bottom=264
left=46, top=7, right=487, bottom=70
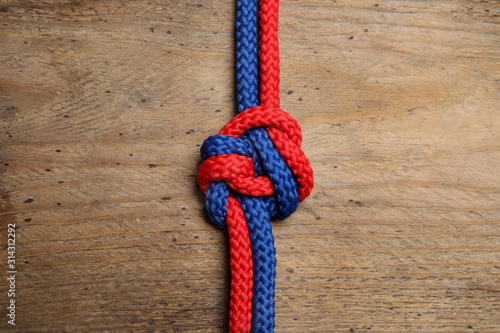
left=259, top=0, right=280, bottom=107
left=198, top=0, right=313, bottom=331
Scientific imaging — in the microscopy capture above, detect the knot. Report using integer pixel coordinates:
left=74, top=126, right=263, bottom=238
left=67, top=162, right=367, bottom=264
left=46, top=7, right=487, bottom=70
left=198, top=105, right=313, bottom=227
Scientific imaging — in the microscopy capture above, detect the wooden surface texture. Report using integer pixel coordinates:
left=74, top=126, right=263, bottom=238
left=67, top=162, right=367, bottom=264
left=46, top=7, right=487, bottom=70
left=1, top=0, right=500, bottom=332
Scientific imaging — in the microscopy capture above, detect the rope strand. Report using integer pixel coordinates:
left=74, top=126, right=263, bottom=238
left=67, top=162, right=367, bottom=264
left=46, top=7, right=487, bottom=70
left=198, top=0, right=313, bottom=332
left=259, top=0, right=281, bottom=107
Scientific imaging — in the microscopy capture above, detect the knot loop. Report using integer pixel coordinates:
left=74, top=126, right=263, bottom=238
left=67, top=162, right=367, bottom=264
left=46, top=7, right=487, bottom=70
left=198, top=105, right=313, bottom=227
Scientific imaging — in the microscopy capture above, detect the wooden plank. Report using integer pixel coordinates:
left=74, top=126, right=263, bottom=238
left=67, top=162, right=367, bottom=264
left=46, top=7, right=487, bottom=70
left=1, top=0, right=499, bottom=331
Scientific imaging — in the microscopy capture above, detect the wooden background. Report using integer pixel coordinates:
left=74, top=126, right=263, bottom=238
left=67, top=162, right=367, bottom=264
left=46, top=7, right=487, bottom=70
left=1, top=0, right=499, bottom=332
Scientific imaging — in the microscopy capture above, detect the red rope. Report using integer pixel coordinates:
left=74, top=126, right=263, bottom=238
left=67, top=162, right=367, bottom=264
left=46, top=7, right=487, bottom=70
left=219, top=105, right=313, bottom=201
left=226, top=195, right=253, bottom=332
left=259, top=0, right=281, bottom=107
left=198, top=0, right=313, bottom=331
left=225, top=2, right=283, bottom=328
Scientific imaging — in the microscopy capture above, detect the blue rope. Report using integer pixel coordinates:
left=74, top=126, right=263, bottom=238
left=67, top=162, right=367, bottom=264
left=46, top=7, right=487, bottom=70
left=236, top=0, right=299, bottom=331
left=201, top=1, right=300, bottom=331
left=236, top=1, right=277, bottom=330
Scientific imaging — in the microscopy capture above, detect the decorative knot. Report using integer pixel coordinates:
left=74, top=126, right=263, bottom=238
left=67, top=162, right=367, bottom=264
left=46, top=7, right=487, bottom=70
left=197, top=105, right=313, bottom=228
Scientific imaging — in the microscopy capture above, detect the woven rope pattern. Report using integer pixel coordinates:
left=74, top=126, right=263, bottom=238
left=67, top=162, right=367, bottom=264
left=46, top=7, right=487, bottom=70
left=198, top=0, right=313, bottom=331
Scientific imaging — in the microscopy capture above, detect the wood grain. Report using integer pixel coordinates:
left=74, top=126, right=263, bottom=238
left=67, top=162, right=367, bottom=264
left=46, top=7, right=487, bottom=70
left=1, top=0, right=499, bottom=332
